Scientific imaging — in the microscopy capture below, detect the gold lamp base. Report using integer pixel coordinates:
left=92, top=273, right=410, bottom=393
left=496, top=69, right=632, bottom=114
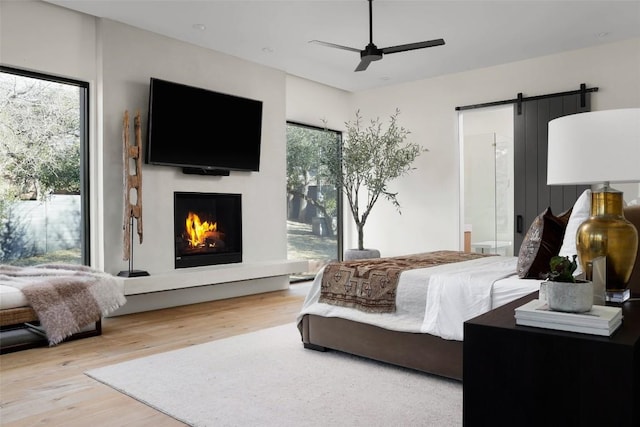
left=577, top=186, right=638, bottom=292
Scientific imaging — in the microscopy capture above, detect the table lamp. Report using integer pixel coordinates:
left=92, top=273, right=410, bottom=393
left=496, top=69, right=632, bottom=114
left=548, top=108, right=640, bottom=301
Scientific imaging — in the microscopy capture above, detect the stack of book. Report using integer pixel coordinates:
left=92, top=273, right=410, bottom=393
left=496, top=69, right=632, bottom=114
left=514, top=299, right=623, bottom=336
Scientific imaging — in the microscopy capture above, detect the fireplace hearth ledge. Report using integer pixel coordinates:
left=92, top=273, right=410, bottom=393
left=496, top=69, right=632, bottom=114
left=115, top=260, right=308, bottom=296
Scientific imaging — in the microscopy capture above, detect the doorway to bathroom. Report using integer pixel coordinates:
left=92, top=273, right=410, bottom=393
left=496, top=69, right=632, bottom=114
left=460, top=105, right=514, bottom=256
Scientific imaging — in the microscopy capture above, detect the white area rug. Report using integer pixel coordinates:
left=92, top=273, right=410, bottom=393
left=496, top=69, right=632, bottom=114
left=86, top=324, right=462, bottom=426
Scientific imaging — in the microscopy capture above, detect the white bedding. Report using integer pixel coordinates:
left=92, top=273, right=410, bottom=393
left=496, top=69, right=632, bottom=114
left=297, top=255, right=542, bottom=341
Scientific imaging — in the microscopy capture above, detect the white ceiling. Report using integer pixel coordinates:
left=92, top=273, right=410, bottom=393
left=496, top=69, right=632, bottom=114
left=44, top=0, right=640, bottom=92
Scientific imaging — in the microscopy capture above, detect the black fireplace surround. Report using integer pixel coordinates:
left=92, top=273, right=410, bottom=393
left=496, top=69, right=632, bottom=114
left=174, top=192, right=242, bottom=269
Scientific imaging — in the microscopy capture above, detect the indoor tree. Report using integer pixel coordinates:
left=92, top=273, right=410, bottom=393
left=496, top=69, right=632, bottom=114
left=321, top=109, right=423, bottom=251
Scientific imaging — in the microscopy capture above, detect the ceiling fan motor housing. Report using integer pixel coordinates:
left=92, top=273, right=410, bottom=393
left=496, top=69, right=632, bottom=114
left=361, top=43, right=383, bottom=61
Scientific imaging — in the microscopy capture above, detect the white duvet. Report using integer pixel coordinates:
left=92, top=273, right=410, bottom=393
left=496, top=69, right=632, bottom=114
left=297, top=256, right=542, bottom=341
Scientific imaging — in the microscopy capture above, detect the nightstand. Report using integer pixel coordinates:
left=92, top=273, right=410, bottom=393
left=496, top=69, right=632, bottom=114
left=463, top=291, right=640, bottom=427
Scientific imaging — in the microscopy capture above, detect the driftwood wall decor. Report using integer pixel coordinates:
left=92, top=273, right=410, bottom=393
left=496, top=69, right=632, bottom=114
left=122, top=110, right=144, bottom=262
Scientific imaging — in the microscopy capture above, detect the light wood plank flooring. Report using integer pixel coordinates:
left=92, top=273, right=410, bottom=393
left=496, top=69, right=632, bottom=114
left=0, top=282, right=310, bottom=426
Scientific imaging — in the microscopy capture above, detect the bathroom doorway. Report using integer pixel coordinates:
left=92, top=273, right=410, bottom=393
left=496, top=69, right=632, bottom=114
left=460, top=105, right=514, bottom=256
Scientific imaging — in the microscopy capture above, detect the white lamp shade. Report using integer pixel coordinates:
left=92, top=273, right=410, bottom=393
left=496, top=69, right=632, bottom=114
left=547, top=108, right=640, bottom=185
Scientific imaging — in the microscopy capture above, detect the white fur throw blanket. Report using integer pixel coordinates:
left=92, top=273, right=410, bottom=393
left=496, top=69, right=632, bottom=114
left=0, top=264, right=126, bottom=345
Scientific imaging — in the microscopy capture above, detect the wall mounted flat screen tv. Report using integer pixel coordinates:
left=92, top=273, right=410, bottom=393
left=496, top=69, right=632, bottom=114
left=146, top=78, right=262, bottom=173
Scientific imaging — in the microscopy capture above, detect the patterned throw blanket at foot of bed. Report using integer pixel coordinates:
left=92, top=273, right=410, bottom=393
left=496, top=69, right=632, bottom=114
left=319, top=250, right=491, bottom=313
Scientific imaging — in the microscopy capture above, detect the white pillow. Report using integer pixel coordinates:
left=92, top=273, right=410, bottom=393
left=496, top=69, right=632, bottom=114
left=558, top=189, right=591, bottom=275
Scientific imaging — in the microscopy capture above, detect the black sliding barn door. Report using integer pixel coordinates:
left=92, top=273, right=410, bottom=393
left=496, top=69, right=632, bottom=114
left=513, top=94, right=591, bottom=251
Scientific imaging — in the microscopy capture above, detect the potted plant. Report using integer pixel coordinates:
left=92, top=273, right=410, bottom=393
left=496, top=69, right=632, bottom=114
left=544, top=255, right=594, bottom=313
left=321, top=109, right=423, bottom=260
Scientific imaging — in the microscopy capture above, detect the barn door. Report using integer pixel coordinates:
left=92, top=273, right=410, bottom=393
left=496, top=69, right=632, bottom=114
left=513, top=94, right=591, bottom=250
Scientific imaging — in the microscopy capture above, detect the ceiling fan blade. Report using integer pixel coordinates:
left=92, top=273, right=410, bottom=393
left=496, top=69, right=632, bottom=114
left=309, top=40, right=360, bottom=53
left=355, top=57, right=373, bottom=72
left=381, top=38, right=445, bottom=55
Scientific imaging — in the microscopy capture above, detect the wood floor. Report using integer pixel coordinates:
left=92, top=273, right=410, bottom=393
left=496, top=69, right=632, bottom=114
left=0, top=282, right=310, bottom=426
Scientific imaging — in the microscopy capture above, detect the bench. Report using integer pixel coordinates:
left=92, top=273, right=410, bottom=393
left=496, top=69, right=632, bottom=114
left=0, top=264, right=125, bottom=353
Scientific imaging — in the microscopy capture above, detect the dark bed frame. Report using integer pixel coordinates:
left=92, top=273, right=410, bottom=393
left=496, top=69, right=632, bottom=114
left=299, top=314, right=464, bottom=380
left=300, top=206, right=640, bottom=381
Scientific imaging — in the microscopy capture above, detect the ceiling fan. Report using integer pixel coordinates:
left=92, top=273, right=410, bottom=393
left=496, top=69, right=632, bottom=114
left=310, top=0, right=445, bottom=72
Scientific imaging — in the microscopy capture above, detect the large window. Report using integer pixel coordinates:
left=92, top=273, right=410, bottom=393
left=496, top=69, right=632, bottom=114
left=286, top=122, right=342, bottom=280
left=0, top=66, right=89, bottom=266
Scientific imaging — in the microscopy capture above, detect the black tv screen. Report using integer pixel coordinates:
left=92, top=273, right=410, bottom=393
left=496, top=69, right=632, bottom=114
left=146, top=78, right=262, bottom=172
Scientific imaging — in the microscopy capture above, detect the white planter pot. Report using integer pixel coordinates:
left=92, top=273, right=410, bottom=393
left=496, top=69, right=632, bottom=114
left=546, top=280, right=594, bottom=313
left=344, top=248, right=381, bottom=261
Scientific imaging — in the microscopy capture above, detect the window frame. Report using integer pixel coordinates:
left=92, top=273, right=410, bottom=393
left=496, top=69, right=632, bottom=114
left=286, top=120, right=344, bottom=262
left=0, top=65, right=91, bottom=265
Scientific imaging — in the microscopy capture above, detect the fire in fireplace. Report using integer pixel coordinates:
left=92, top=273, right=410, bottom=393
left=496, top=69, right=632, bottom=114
left=174, top=192, right=242, bottom=268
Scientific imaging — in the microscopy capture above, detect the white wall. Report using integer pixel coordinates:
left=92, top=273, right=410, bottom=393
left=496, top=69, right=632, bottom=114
left=2, top=1, right=290, bottom=303
left=0, top=1, right=96, bottom=79
left=285, top=75, right=351, bottom=130
left=3, top=1, right=639, bottom=284
left=98, top=19, right=287, bottom=275
left=0, top=0, right=102, bottom=264
left=338, top=38, right=640, bottom=257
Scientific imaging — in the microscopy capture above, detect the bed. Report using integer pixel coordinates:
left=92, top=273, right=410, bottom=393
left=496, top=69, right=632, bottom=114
left=297, top=203, right=640, bottom=381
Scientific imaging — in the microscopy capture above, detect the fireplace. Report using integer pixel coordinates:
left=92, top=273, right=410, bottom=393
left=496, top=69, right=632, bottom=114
left=174, top=192, right=242, bottom=269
